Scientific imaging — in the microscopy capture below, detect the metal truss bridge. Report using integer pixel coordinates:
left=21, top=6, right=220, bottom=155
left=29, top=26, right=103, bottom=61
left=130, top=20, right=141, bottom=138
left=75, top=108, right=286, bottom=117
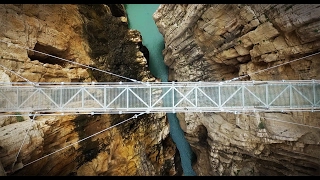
left=0, top=80, right=319, bottom=115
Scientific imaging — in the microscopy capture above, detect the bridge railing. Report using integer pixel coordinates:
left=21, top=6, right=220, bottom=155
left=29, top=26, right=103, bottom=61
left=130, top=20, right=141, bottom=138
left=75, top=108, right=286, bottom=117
left=0, top=80, right=319, bottom=114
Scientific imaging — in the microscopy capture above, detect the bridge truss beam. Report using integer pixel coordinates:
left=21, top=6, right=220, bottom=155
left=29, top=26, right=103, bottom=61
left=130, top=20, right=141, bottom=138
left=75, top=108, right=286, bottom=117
left=0, top=80, right=319, bottom=115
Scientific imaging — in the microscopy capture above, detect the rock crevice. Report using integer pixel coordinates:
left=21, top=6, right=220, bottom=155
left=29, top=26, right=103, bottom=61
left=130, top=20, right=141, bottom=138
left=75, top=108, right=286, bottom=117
left=154, top=4, right=320, bottom=176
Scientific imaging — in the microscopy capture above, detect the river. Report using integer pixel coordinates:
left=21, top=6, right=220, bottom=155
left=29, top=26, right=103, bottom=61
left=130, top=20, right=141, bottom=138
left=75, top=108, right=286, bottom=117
left=124, top=4, right=197, bottom=176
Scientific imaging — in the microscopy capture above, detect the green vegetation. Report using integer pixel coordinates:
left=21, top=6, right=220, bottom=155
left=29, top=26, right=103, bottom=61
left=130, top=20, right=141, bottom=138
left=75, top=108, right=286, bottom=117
left=15, top=112, right=24, bottom=122
left=258, top=121, right=265, bottom=129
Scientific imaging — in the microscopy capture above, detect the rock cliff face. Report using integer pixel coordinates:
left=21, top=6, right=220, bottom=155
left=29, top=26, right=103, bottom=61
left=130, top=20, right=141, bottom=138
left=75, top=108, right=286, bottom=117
left=1, top=4, right=320, bottom=176
left=154, top=4, right=320, bottom=175
left=0, top=4, right=179, bottom=176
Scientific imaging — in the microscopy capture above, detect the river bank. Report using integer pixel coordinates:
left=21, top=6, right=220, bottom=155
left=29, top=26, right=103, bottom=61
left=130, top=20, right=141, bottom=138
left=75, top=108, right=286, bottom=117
left=125, top=4, right=197, bottom=176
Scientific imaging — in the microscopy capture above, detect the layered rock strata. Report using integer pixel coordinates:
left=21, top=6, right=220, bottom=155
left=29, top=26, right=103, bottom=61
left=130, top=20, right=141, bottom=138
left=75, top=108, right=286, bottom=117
left=154, top=4, right=320, bottom=176
left=1, top=3, right=320, bottom=176
left=0, top=4, right=179, bottom=176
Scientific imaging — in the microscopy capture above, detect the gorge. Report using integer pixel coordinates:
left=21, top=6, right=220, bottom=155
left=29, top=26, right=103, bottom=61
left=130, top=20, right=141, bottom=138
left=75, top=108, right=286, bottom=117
left=0, top=4, right=320, bottom=176
left=125, top=4, right=196, bottom=176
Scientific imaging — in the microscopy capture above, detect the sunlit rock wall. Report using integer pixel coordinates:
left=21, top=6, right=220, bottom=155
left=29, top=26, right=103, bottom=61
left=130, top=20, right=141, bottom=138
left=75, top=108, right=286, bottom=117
left=154, top=4, right=320, bottom=176
left=0, top=4, right=179, bottom=176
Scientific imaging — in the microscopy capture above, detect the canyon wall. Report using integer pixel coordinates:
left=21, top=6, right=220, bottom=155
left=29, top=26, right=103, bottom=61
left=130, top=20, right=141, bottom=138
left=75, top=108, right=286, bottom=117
left=0, top=4, right=179, bottom=176
left=154, top=4, right=320, bottom=176
left=1, top=4, right=320, bottom=176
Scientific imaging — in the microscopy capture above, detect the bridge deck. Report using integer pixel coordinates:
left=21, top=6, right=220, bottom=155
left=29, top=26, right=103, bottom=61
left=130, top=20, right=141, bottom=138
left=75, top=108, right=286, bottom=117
left=0, top=80, right=319, bottom=114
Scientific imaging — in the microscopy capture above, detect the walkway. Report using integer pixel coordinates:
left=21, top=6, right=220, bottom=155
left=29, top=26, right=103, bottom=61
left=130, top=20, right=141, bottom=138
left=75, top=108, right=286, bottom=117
left=0, top=80, right=319, bottom=115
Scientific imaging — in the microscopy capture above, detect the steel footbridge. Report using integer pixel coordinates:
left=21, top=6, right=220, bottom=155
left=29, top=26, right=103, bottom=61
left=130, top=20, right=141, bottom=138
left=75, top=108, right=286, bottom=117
left=0, top=80, right=319, bottom=115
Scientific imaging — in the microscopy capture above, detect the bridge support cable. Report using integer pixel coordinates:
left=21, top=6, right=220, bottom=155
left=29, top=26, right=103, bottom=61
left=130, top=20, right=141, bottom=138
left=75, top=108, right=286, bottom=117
left=222, top=51, right=320, bottom=84
left=21, top=112, right=145, bottom=169
left=10, top=112, right=37, bottom=173
left=0, top=63, right=35, bottom=86
left=226, top=109, right=320, bottom=130
left=0, top=39, right=141, bottom=83
left=0, top=80, right=319, bottom=115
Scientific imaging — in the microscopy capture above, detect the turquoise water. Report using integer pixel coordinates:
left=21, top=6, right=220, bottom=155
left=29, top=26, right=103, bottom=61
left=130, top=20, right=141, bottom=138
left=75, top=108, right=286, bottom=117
left=125, top=4, right=168, bottom=81
left=125, top=4, right=196, bottom=176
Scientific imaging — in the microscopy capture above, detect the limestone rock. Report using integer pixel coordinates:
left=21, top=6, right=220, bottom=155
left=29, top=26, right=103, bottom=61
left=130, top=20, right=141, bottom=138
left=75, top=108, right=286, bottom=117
left=0, top=4, right=178, bottom=176
left=154, top=4, right=320, bottom=176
